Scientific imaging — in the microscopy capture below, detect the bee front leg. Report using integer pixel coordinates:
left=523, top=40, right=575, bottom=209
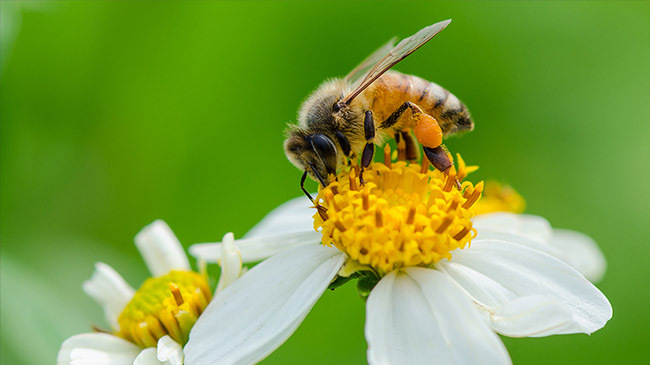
left=335, top=130, right=353, bottom=166
left=360, top=110, right=375, bottom=184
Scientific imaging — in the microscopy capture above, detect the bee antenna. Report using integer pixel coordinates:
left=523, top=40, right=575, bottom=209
left=300, top=171, right=314, bottom=203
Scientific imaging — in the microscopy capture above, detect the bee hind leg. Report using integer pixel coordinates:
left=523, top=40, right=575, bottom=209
left=401, top=130, right=419, bottom=161
left=423, top=145, right=461, bottom=189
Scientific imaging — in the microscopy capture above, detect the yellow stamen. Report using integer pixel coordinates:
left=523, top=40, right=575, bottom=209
left=349, top=169, right=358, bottom=191
left=383, top=144, right=392, bottom=168
left=117, top=271, right=211, bottom=347
left=397, top=138, right=406, bottom=161
left=169, top=282, right=184, bottom=306
left=314, top=157, right=481, bottom=274
left=462, top=181, right=484, bottom=209
left=420, top=158, right=429, bottom=174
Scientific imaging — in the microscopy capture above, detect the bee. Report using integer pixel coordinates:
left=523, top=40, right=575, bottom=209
left=284, top=19, right=473, bottom=200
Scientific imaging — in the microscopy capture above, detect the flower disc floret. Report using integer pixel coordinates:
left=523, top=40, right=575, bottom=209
left=117, top=270, right=211, bottom=347
left=314, top=155, right=483, bottom=274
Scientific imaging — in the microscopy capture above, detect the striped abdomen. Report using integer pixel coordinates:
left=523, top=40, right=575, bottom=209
left=362, top=71, right=473, bottom=136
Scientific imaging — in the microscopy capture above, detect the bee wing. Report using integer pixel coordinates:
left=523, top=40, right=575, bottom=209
left=341, top=19, right=451, bottom=105
left=344, top=37, right=397, bottom=85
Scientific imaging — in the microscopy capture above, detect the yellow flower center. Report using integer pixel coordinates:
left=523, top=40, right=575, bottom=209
left=313, top=148, right=483, bottom=274
left=117, top=270, right=211, bottom=347
left=473, top=181, right=526, bottom=215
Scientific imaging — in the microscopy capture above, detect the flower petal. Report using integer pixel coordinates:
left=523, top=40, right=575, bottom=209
left=157, top=336, right=184, bottom=365
left=438, top=239, right=612, bottom=335
left=486, top=295, right=574, bottom=337
left=244, top=195, right=316, bottom=238
left=190, top=231, right=319, bottom=264
left=135, top=220, right=190, bottom=277
left=366, top=267, right=511, bottom=365
left=133, top=348, right=162, bottom=365
left=473, top=212, right=552, bottom=243
left=57, top=333, right=141, bottom=365
left=82, top=263, right=135, bottom=330
left=214, top=232, right=243, bottom=294
left=548, top=229, right=606, bottom=283
left=184, top=245, right=346, bottom=365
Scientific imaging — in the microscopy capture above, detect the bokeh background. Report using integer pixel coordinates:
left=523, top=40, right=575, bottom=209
left=2, top=1, right=649, bottom=364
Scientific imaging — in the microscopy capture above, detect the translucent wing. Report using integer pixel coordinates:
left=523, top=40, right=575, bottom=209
left=341, top=19, right=451, bottom=105
left=344, top=37, right=397, bottom=86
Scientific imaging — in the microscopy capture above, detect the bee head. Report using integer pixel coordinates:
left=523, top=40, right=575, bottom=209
left=284, top=130, right=338, bottom=186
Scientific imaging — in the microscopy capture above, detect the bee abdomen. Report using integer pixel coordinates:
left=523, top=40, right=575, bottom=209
left=366, top=72, right=473, bottom=135
left=419, top=80, right=472, bottom=135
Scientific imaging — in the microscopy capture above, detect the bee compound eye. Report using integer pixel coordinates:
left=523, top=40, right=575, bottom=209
left=309, top=133, right=338, bottom=175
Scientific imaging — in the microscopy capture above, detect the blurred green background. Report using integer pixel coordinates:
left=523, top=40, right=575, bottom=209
left=1, top=1, right=649, bottom=364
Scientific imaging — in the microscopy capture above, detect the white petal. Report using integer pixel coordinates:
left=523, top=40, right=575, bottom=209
left=135, top=220, right=190, bottom=277
left=133, top=348, right=162, bottom=365
left=548, top=229, right=606, bottom=283
left=82, top=263, right=135, bottom=330
left=438, top=239, right=612, bottom=335
left=244, top=195, right=316, bottom=238
left=157, top=336, right=184, bottom=365
left=190, top=231, right=319, bottom=264
left=215, top=232, right=243, bottom=294
left=486, top=295, right=574, bottom=337
left=57, top=333, right=141, bottom=365
left=366, top=268, right=511, bottom=365
left=473, top=212, right=552, bottom=243
left=184, top=245, right=346, bottom=365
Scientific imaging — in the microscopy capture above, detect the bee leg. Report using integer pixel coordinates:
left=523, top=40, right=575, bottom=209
left=300, top=170, right=314, bottom=203
left=423, top=145, right=452, bottom=173
left=360, top=110, right=376, bottom=184
left=401, top=130, right=419, bottom=161
left=380, top=102, right=411, bottom=129
left=423, top=145, right=461, bottom=189
left=335, top=130, right=352, bottom=166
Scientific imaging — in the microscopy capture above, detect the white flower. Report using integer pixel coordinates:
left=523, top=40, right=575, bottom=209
left=186, top=177, right=611, bottom=365
left=57, top=220, right=242, bottom=365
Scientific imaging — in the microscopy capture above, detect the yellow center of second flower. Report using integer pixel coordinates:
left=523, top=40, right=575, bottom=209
left=117, top=270, right=211, bottom=348
left=313, top=148, right=483, bottom=274
left=473, top=181, right=526, bottom=215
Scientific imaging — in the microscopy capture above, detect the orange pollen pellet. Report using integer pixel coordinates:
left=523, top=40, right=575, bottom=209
left=169, top=282, right=184, bottom=306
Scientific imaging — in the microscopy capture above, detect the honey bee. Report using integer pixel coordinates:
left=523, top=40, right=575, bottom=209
left=284, top=19, right=473, bottom=200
